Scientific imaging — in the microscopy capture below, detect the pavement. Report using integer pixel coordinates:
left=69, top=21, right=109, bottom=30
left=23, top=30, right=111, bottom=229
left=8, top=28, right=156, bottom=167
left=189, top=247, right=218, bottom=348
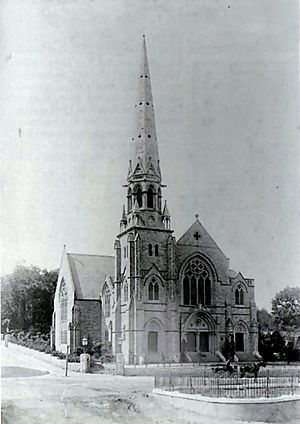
left=1, top=342, right=298, bottom=424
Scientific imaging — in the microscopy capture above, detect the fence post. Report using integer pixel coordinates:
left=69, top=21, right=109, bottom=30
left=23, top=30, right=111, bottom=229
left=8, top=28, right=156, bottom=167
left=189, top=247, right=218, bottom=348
left=266, top=370, right=270, bottom=398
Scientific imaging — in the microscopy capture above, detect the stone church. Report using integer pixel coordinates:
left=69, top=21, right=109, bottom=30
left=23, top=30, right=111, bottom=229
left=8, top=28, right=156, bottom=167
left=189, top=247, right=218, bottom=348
left=52, top=36, right=258, bottom=364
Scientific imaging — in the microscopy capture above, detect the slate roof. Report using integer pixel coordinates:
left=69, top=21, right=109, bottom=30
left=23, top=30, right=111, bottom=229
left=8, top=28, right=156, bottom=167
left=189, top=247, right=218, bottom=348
left=67, top=253, right=114, bottom=300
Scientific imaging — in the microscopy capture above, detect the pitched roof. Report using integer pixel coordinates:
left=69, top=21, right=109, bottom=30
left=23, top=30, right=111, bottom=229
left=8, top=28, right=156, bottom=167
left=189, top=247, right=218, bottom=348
left=67, top=253, right=114, bottom=300
left=177, top=218, right=229, bottom=260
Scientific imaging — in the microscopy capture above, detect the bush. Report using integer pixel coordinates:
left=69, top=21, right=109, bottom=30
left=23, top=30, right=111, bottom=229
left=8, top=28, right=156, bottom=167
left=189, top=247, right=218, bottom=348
left=68, top=354, right=80, bottom=363
left=74, top=346, right=83, bottom=356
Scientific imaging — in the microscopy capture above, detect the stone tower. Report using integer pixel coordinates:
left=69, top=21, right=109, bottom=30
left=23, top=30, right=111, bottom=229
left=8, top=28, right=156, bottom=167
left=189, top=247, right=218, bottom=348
left=112, top=36, right=177, bottom=364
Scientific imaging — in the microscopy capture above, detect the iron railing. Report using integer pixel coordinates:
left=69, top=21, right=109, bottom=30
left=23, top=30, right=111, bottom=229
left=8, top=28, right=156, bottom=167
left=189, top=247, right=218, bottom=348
left=154, top=370, right=300, bottom=398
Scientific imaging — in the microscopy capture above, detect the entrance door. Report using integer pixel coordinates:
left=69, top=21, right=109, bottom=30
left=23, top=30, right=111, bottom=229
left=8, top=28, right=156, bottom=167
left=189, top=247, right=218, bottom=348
left=199, top=333, right=209, bottom=352
left=186, top=332, right=196, bottom=352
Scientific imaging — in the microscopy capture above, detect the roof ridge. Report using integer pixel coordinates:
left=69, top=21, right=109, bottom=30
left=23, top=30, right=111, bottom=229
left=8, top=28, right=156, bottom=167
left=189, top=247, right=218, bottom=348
left=67, top=253, right=114, bottom=258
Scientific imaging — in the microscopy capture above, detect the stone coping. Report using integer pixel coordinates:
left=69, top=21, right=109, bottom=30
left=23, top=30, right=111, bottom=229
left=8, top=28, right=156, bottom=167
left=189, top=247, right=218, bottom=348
left=153, top=388, right=300, bottom=404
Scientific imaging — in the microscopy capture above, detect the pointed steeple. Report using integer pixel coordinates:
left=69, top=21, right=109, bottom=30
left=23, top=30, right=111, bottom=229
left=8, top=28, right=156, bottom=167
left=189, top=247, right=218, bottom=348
left=128, top=35, right=161, bottom=180
left=121, top=205, right=127, bottom=222
left=162, top=200, right=170, bottom=217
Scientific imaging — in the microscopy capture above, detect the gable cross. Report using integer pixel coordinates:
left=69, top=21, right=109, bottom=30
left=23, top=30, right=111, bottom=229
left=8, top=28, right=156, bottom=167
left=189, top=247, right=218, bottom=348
left=193, top=231, right=201, bottom=240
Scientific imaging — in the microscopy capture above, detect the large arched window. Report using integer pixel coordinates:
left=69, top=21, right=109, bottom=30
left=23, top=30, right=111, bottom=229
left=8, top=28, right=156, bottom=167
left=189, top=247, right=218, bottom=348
left=127, top=188, right=132, bottom=212
left=148, top=278, right=159, bottom=301
left=136, top=186, right=143, bottom=208
left=182, top=258, right=212, bottom=306
left=59, top=279, right=68, bottom=344
left=147, top=187, right=154, bottom=208
left=103, top=284, right=111, bottom=317
left=235, top=284, right=244, bottom=305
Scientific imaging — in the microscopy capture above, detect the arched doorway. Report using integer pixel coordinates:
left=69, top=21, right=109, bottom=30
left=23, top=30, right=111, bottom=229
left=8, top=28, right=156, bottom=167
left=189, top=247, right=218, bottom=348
left=182, top=312, right=215, bottom=361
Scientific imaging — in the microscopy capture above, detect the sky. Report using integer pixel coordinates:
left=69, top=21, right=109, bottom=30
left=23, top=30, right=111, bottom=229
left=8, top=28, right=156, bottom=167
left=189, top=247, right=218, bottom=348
left=1, top=0, right=299, bottom=310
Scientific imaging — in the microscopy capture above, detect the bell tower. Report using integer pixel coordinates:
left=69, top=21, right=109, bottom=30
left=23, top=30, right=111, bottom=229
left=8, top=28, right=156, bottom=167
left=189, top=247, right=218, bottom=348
left=113, top=36, right=176, bottom=365
left=120, top=34, right=170, bottom=232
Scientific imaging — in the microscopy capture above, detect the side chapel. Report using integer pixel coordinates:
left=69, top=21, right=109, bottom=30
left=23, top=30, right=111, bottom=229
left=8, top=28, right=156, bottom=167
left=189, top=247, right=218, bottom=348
left=52, top=36, right=258, bottom=364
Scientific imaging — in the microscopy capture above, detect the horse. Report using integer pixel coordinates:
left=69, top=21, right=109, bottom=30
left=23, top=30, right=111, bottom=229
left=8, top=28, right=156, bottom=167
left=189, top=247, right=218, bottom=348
left=240, top=361, right=266, bottom=381
left=212, top=359, right=238, bottom=378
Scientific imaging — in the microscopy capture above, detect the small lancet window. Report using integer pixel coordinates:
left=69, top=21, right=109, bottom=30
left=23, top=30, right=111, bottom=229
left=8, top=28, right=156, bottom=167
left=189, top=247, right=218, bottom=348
left=136, top=186, right=143, bottom=207
left=148, top=244, right=153, bottom=256
left=128, top=188, right=132, bottom=212
left=147, top=187, right=154, bottom=208
left=155, top=244, right=159, bottom=256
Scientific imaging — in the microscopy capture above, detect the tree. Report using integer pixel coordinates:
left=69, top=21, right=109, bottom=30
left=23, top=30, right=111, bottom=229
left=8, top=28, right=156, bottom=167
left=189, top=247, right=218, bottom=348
left=257, top=308, right=275, bottom=332
left=272, top=286, right=300, bottom=331
left=1, top=265, right=58, bottom=333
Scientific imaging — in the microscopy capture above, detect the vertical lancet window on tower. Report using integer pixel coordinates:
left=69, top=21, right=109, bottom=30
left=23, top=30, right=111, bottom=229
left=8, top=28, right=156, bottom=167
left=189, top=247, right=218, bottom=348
left=155, top=244, right=159, bottom=256
left=127, top=188, right=132, bottom=212
left=148, top=243, right=153, bottom=256
left=147, top=187, right=154, bottom=208
left=136, top=186, right=143, bottom=208
left=158, top=188, right=162, bottom=212
left=182, top=258, right=212, bottom=306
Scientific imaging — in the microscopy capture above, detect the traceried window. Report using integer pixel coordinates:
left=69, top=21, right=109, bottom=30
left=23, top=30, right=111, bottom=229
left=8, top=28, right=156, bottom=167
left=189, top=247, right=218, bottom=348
left=123, top=280, right=128, bottom=302
left=104, top=284, right=111, bottom=317
left=183, top=258, right=211, bottom=306
left=235, top=284, right=244, bottom=305
left=60, top=279, right=68, bottom=322
left=148, top=278, right=159, bottom=301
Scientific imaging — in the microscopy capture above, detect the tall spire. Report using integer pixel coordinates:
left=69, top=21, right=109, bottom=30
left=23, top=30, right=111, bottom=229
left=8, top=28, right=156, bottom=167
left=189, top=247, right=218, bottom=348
left=128, top=35, right=161, bottom=180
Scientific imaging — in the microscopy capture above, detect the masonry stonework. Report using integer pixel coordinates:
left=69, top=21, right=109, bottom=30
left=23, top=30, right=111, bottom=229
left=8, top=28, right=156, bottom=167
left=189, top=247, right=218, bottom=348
left=53, top=36, right=258, bottom=363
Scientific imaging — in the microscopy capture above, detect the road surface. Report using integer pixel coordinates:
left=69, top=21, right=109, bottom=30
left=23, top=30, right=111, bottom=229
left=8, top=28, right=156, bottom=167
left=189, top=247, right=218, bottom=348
left=1, top=342, right=297, bottom=424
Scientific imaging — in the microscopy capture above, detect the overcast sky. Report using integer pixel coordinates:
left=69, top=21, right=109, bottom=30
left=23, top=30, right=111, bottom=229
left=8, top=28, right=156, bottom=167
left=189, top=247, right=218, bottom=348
left=1, top=0, right=299, bottom=310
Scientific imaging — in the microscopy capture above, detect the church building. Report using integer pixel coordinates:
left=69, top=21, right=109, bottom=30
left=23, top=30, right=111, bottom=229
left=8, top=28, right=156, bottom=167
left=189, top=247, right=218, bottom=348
left=52, top=36, right=258, bottom=364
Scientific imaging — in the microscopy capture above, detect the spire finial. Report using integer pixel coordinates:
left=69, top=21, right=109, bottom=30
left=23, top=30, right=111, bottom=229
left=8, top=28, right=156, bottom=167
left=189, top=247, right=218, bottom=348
left=195, top=214, right=199, bottom=220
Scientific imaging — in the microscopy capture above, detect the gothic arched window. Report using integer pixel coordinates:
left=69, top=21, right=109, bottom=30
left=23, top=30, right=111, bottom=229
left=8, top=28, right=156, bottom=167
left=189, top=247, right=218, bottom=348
left=182, top=258, right=212, bottom=306
left=148, top=243, right=153, bottom=256
left=127, top=188, right=132, bottom=212
left=136, top=186, right=143, bottom=208
left=235, top=285, right=244, bottom=305
left=60, top=279, right=68, bottom=322
left=103, top=284, right=111, bottom=317
left=123, top=280, right=128, bottom=302
left=158, top=188, right=162, bottom=212
left=155, top=244, right=159, bottom=256
left=148, top=278, right=159, bottom=301
left=147, top=187, right=154, bottom=208
left=59, top=279, right=68, bottom=344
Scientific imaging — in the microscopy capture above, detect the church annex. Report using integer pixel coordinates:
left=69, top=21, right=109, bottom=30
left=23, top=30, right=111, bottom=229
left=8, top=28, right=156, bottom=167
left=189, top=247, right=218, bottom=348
left=52, top=36, right=258, bottom=364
